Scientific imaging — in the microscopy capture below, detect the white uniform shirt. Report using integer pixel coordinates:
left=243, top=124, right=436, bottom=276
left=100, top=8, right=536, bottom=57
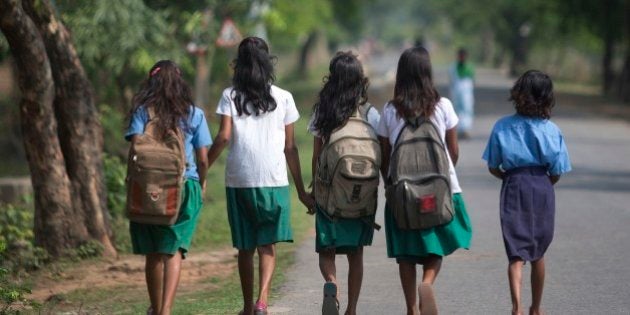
left=376, top=97, right=462, bottom=193
left=216, top=85, right=300, bottom=188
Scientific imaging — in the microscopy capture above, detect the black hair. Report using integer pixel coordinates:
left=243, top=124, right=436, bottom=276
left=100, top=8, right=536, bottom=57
left=231, top=36, right=277, bottom=116
left=312, top=51, right=369, bottom=141
left=129, top=60, right=192, bottom=138
left=510, top=70, right=555, bottom=119
left=391, top=46, right=440, bottom=119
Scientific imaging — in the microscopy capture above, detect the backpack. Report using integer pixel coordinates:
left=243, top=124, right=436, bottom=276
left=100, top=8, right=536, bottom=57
left=313, top=104, right=381, bottom=219
left=125, top=107, right=187, bottom=226
left=386, top=116, right=454, bottom=230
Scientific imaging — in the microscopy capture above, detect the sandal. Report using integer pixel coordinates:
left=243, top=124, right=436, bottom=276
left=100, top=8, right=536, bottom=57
left=254, top=301, right=268, bottom=315
left=322, top=282, right=340, bottom=315
left=418, top=283, right=438, bottom=315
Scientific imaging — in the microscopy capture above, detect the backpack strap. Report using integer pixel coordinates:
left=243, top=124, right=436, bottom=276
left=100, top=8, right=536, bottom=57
left=357, top=103, right=373, bottom=120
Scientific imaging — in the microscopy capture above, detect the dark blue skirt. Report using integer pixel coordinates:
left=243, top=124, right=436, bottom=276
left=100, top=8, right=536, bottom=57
left=500, top=166, right=555, bottom=262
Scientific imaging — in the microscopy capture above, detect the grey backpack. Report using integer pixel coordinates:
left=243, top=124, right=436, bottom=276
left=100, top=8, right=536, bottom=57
left=125, top=107, right=186, bottom=226
left=386, top=116, right=454, bottom=230
left=314, top=104, right=381, bottom=218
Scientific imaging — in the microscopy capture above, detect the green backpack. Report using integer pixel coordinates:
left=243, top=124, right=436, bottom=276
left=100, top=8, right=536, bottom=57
left=313, top=104, right=381, bottom=219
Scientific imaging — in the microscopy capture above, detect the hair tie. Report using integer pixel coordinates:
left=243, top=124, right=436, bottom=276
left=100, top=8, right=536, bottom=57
left=150, top=67, right=161, bottom=77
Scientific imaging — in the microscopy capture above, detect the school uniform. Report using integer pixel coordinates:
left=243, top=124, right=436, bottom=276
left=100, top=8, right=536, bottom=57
left=125, top=106, right=213, bottom=258
left=308, top=107, right=380, bottom=254
left=217, top=85, right=298, bottom=251
left=448, top=62, right=475, bottom=134
left=483, top=114, right=571, bottom=262
left=376, top=98, right=472, bottom=262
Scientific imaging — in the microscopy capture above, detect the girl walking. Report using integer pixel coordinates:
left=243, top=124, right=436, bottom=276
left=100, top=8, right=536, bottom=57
left=126, top=60, right=212, bottom=315
left=206, top=36, right=314, bottom=315
left=376, top=46, right=472, bottom=315
left=309, top=51, right=380, bottom=315
left=482, top=70, right=571, bottom=315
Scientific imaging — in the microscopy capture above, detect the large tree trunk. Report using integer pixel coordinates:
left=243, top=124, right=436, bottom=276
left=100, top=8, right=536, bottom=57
left=22, top=0, right=116, bottom=257
left=0, top=0, right=89, bottom=257
left=602, top=0, right=616, bottom=95
left=298, top=31, right=318, bottom=78
left=619, top=0, right=630, bottom=102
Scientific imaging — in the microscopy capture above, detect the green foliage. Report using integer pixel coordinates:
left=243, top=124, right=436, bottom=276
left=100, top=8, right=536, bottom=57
left=68, top=240, right=104, bottom=261
left=102, top=153, right=133, bottom=252
left=0, top=266, right=35, bottom=314
left=265, top=0, right=333, bottom=49
left=0, top=203, right=50, bottom=272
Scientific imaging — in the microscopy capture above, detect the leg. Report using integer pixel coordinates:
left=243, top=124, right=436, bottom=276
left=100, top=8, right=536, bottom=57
left=145, top=253, right=164, bottom=314
left=160, top=252, right=183, bottom=315
left=508, top=259, right=525, bottom=315
left=257, top=244, right=276, bottom=305
left=530, top=257, right=545, bottom=315
left=319, top=249, right=337, bottom=283
left=238, top=249, right=256, bottom=315
left=345, top=248, right=364, bottom=315
left=398, top=261, right=419, bottom=315
left=418, top=255, right=442, bottom=315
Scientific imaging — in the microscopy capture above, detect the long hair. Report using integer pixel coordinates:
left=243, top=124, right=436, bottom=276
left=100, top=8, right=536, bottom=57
left=231, top=36, right=277, bottom=116
left=391, top=46, right=440, bottom=119
left=510, top=70, right=555, bottom=119
left=129, top=60, right=192, bottom=138
left=312, top=51, right=369, bottom=141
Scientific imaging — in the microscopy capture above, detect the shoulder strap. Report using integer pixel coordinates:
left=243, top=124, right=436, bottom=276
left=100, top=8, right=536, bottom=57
left=357, top=103, right=373, bottom=120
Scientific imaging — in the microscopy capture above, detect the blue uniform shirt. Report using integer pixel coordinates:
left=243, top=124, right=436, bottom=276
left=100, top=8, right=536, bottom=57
left=482, top=114, right=571, bottom=176
left=125, top=106, right=213, bottom=180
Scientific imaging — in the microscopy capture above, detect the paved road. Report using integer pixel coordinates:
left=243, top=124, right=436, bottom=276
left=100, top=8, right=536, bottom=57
left=271, top=68, right=630, bottom=314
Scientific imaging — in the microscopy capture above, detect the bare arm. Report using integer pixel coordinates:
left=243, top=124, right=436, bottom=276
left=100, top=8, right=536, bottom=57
left=311, top=136, right=323, bottom=180
left=196, top=147, right=208, bottom=193
left=378, top=136, right=391, bottom=184
left=284, top=123, right=315, bottom=210
left=445, top=127, right=459, bottom=165
left=489, top=167, right=504, bottom=180
left=549, top=174, right=561, bottom=185
left=206, top=115, right=232, bottom=169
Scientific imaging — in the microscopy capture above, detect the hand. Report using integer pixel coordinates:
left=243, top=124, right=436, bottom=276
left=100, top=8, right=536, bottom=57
left=299, top=191, right=315, bottom=215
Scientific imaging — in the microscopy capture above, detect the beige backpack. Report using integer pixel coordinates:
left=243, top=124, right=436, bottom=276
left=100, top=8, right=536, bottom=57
left=125, top=107, right=186, bottom=225
left=314, top=104, right=381, bottom=219
left=386, top=116, right=454, bottom=230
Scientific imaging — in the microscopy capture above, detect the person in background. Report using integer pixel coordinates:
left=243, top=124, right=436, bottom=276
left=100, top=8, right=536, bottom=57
left=448, top=48, right=475, bottom=139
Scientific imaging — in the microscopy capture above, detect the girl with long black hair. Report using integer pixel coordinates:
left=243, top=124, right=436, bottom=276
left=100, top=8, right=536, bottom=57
left=376, top=47, right=472, bottom=315
left=206, top=36, right=314, bottom=315
left=309, top=51, right=380, bottom=315
left=126, top=60, right=212, bottom=315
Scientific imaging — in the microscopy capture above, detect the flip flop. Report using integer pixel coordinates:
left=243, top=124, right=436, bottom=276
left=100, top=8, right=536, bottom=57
left=254, top=301, right=268, bottom=315
left=418, top=283, right=438, bottom=315
left=322, top=282, right=339, bottom=315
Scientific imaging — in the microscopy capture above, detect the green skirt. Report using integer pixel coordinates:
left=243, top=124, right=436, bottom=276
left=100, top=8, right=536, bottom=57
left=385, top=193, right=472, bottom=262
left=315, top=206, right=375, bottom=254
left=226, top=186, right=293, bottom=251
left=130, top=180, right=203, bottom=258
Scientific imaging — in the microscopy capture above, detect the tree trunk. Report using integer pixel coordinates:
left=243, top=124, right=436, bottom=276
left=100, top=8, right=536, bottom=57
left=619, top=0, right=630, bottom=102
left=602, top=0, right=616, bottom=95
left=298, top=31, right=318, bottom=78
left=0, top=0, right=89, bottom=257
left=509, top=26, right=529, bottom=77
left=22, top=0, right=116, bottom=257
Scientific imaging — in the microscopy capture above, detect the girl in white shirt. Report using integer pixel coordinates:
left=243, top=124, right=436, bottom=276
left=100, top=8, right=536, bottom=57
left=376, top=46, right=472, bottom=315
left=207, top=36, right=314, bottom=315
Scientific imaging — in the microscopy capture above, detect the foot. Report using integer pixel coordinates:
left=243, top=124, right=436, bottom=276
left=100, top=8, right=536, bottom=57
left=323, top=282, right=340, bottom=315
left=529, top=307, right=544, bottom=315
left=254, top=301, right=268, bottom=315
left=511, top=308, right=523, bottom=315
left=418, top=283, right=438, bottom=315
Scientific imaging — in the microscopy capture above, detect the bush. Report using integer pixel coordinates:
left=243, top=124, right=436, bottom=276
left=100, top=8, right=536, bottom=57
left=103, top=154, right=132, bottom=252
left=0, top=203, right=49, bottom=272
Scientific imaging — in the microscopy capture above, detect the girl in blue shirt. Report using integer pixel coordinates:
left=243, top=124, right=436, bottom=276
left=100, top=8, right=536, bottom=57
left=483, top=70, right=571, bottom=315
left=126, top=60, right=212, bottom=315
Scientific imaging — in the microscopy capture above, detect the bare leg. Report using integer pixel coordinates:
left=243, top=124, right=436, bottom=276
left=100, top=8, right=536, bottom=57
left=160, top=252, right=183, bottom=315
left=398, top=262, right=419, bottom=315
left=421, top=255, right=442, bottom=284
left=508, top=260, right=524, bottom=315
left=319, top=249, right=337, bottom=283
left=145, top=253, right=164, bottom=314
left=345, top=248, right=364, bottom=315
left=257, top=244, right=276, bottom=305
left=530, top=258, right=545, bottom=315
left=238, top=249, right=256, bottom=315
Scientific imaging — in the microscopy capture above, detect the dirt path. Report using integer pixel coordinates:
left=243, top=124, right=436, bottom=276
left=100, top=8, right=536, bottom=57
left=28, top=247, right=237, bottom=303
